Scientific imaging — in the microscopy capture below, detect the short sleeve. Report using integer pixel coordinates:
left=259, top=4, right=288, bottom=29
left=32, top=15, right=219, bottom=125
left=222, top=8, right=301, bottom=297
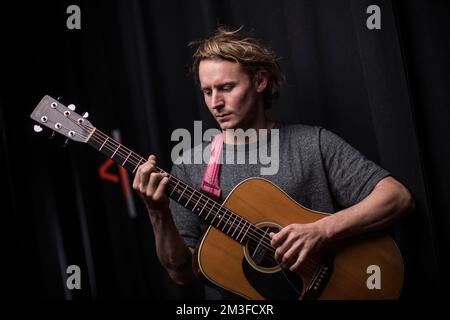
left=169, top=163, right=202, bottom=248
left=319, top=128, right=391, bottom=207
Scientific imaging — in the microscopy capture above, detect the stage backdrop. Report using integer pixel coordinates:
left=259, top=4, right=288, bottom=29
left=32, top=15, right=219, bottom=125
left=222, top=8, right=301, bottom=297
left=2, top=0, right=449, bottom=299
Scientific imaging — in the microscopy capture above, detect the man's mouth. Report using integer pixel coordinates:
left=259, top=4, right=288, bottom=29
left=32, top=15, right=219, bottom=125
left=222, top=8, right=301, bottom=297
left=216, top=113, right=231, bottom=119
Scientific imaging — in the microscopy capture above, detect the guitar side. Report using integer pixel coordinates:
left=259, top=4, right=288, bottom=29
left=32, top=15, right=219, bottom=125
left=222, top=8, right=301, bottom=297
left=196, top=177, right=404, bottom=299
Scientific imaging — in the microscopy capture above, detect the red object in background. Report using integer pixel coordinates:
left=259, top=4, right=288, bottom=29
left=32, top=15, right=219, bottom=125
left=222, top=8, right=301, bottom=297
left=98, top=158, right=130, bottom=197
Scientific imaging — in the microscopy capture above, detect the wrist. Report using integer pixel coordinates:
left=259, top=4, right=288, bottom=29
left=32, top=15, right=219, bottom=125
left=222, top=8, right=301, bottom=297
left=148, top=206, right=171, bottom=223
left=317, top=216, right=338, bottom=243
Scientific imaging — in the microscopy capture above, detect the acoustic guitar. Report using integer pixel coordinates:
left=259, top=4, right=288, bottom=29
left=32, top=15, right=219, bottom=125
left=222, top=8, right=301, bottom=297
left=31, top=95, right=404, bottom=299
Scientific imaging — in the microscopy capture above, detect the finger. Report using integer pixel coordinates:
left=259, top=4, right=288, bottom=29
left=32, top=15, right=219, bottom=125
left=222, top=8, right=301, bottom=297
left=153, top=177, right=169, bottom=201
left=275, top=234, right=296, bottom=262
left=133, top=161, right=148, bottom=190
left=271, top=229, right=288, bottom=247
left=140, top=163, right=156, bottom=191
left=146, top=172, right=162, bottom=197
left=282, top=242, right=303, bottom=264
left=289, top=247, right=309, bottom=272
left=132, top=171, right=141, bottom=191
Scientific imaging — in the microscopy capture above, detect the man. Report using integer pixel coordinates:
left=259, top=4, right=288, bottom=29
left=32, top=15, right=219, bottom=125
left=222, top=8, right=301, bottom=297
left=132, top=27, right=414, bottom=299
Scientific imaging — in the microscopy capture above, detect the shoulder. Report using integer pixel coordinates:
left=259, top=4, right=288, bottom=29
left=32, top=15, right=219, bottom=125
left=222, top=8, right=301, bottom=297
left=277, top=123, right=323, bottom=144
left=279, top=123, right=345, bottom=143
left=280, top=123, right=320, bottom=135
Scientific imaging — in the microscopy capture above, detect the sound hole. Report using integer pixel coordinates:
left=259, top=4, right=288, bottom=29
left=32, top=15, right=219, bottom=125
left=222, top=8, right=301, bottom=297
left=246, top=225, right=280, bottom=268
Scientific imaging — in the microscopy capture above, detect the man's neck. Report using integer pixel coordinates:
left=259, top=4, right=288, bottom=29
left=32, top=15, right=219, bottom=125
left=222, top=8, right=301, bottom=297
left=223, top=116, right=274, bottom=145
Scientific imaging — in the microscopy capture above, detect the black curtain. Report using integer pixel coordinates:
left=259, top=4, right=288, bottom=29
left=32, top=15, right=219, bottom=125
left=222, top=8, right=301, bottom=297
left=3, top=0, right=449, bottom=299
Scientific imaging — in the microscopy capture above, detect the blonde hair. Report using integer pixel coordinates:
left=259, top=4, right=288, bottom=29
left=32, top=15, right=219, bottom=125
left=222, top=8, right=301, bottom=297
left=190, top=26, right=283, bottom=108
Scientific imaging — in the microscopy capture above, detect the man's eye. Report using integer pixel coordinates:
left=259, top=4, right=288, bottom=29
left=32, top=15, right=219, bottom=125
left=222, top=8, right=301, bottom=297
left=222, top=86, right=233, bottom=91
left=203, top=90, right=212, bottom=96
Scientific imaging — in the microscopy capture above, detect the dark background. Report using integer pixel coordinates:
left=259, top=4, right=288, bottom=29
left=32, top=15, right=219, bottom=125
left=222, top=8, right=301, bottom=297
left=2, top=0, right=449, bottom=300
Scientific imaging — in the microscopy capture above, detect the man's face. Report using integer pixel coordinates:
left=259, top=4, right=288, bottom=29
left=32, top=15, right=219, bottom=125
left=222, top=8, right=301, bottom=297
left=199, top=59, right=263, bottom=130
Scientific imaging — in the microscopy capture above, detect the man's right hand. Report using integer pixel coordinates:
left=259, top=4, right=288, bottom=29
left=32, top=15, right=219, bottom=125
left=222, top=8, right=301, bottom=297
left=132, top=155, right=170, bottom=214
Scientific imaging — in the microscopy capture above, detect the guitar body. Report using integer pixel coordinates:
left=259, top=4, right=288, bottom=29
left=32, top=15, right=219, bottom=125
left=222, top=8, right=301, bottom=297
left=196, top=178, right=404, bottom=299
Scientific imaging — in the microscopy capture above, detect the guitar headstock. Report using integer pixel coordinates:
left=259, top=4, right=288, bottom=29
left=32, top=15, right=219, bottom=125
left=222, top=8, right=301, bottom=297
left=30, top=95, right=95, bottom=143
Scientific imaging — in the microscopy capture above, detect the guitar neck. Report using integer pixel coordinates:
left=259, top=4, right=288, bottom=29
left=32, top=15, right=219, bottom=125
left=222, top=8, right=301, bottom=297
left=87, top=128, right=254, bottom=244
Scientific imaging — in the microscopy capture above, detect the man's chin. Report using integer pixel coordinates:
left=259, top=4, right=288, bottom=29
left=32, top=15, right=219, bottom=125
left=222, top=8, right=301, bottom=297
left=218, top=121, right=236, bottom=131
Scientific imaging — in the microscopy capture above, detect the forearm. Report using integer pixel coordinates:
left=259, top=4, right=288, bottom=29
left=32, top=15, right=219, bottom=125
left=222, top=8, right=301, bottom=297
left=147, top=207, right=196, bottom=285
left=318, top=177, right=414, bottom=242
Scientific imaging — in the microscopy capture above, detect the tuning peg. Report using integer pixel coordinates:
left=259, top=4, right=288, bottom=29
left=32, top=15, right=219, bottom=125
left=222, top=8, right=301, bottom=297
left=33, top=125, right=43, bottom=133
left=57, top=96, right=63, bottom=101
left=67, top=104, right=76, bottom=111
left=63, top=138, right=70, bottom=148
left=49, top=132, right=56, bottom=139
left=82, top=112, right=89, bottom=118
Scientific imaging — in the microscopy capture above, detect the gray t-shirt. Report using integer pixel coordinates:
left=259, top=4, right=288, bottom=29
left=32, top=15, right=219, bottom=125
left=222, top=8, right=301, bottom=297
left=169, top=123, right=390, bottom=299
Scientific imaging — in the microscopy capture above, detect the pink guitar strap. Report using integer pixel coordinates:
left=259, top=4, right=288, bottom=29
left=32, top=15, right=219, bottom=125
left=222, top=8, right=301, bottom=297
left=200, top=133, right=223, bottom=198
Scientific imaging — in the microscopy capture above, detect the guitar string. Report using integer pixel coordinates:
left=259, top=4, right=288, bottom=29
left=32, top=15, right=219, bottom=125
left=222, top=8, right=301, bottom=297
left=48, top=112, right=320, bottom=272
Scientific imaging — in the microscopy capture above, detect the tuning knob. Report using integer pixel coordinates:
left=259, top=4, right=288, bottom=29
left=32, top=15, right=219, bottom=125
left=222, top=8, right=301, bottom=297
left=68, top=104, right=76, bottom=111
left=33, top=125, right=43, bottom=133
left=82, top=112, right=89, bottom=118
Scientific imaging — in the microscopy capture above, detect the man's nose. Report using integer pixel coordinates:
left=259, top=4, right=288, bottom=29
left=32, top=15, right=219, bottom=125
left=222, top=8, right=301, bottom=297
left=211, top=91, right=224, bottom=110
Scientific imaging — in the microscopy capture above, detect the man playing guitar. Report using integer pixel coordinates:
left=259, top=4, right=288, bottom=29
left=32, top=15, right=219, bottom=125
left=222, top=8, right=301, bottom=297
left=132, top=26, right=414, bottom=299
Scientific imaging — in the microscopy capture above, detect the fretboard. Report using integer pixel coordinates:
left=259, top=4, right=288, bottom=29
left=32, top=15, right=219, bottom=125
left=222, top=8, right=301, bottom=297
left=87, top=128, right=255, bottom=244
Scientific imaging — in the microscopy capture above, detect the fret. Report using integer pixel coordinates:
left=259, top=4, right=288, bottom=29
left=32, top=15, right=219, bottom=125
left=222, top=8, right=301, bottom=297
left=184, top=188, right=195, bottom=208
left=178, top=184, right=188, bottom=202
left=199, top=197, right=209, bottom=217
left=210, top=207, right=220, bottom=225
left=111, top=144, right=120, bottom=159
left=235, top=218, right=244, bottom=242
left=132, top=158, right=143, bottom=173
left=216, top=209, right=226, bottom=229
left=99, top=137, right=109, bottom=151
left=230, top=215, right=239, bottom=237
left=205, top=200, right=214, bottom=221
left=240, top=222, right=252, bottom=243
left=122, top=151, right=132, bottom=166
left=211, top=206, right=223, bottom=229
left=192, top=194, right=202, bottom=213
left=222, top=212, right=232, bottom=231
left=169, top=179, right=180, bottom=196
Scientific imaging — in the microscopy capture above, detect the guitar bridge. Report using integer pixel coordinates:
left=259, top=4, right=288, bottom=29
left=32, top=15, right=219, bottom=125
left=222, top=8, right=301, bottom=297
left=302, top=252, right=334, bottom=300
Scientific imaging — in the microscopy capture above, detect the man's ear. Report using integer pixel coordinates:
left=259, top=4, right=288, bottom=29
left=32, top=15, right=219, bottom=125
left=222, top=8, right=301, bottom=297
left=255, top=71, right=268, bottom=93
